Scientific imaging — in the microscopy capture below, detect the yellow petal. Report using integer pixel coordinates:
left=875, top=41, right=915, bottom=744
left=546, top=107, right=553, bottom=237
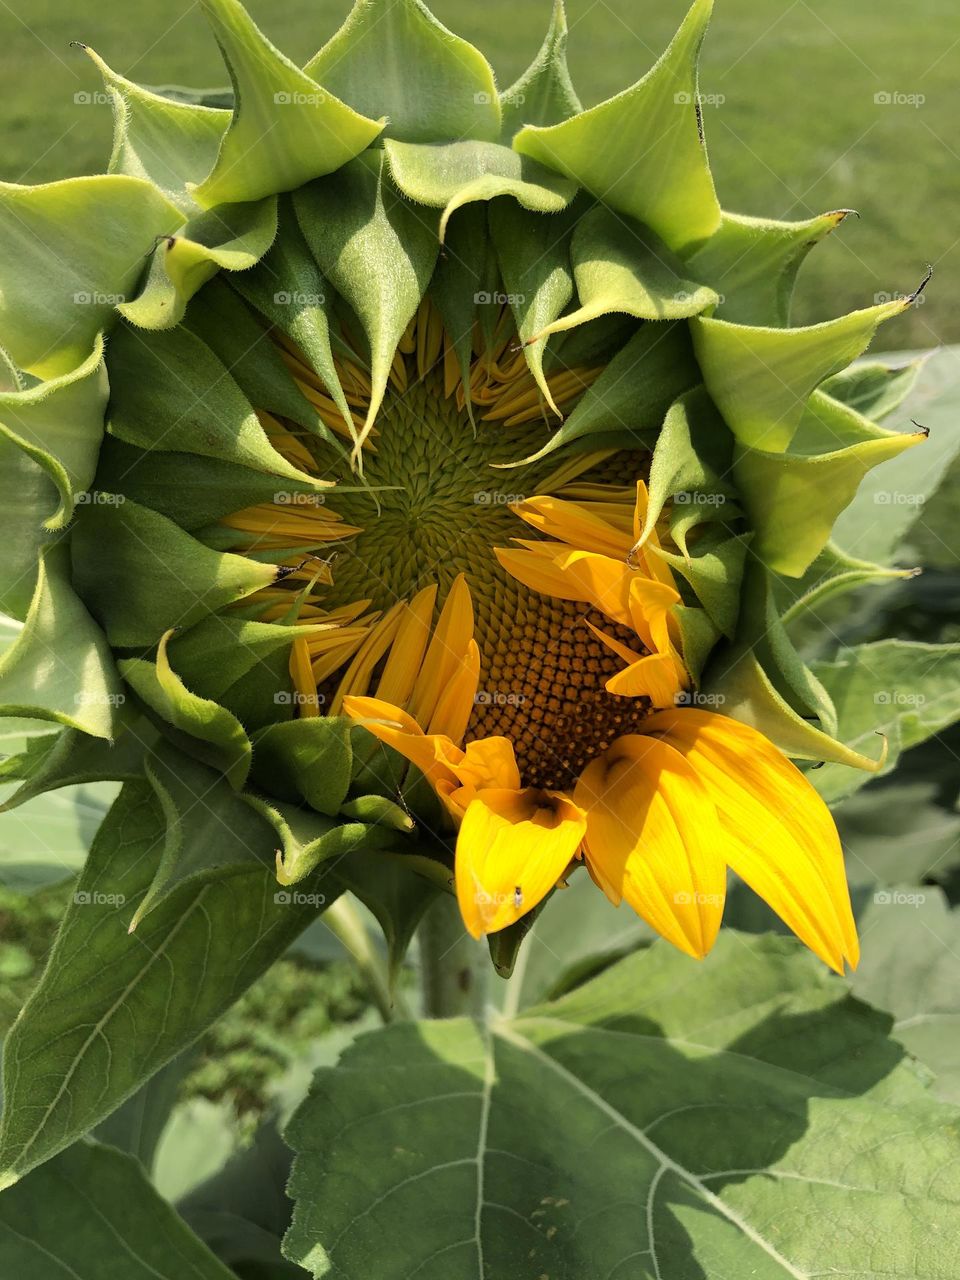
left=376, top=584, right=438, bottom=707
left=428, top=638, right=480, bottom=742
left=342, top=695, right=462, bottom=789
left=646, top=708, right=858, bottom=972
left=496, top=545, right=636, bottom=627
left=575, top=735, right=726, bottom=960
left=409, top=574, right=475, bottom=727
left=455, top=789, right=587, bottom=938
left=510, top=495, right=632, bottom=559
left=604, top=652, right=684, bottom=706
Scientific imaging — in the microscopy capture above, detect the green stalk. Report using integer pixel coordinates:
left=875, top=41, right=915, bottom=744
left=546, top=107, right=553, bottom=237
left=418, top=893, right=487, bottom=1019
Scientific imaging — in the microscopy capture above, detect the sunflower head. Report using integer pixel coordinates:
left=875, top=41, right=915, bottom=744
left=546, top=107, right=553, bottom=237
left=0, top=0, right=928, bottom=976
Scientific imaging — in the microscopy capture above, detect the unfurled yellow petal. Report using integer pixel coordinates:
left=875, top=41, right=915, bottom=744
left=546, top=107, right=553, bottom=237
left=290, top=637, right=321, bottom=719
left=604, top=652, right=684, bottom=706
left=646, top=708, right=858, bottom=972
left=574, top=735, right=726, bottom=960
left=455, top=789, right=587, bottom=938
left=428, top=639, right=480, bottom=741
left=409, top=574, right=475, bottom=728
left=342, top=695, right=462, bottom=789
left=496, top=544, right=636, bottom=627
left=510, top=495, right=632, bottom=560
left=376, top=584, right=438, bottom=707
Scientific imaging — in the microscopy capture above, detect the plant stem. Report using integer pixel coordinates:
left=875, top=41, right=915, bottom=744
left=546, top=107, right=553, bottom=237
left=418, top=893, right=487, bottom=1019
left=324, top=897, right=406, bottom=1023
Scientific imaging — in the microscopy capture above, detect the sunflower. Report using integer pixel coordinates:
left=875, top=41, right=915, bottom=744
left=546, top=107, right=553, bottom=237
left=0, top=0, right=925, bottom=982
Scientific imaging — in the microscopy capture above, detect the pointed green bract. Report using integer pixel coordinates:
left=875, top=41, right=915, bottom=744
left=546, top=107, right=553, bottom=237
left=687, top=208, right=852, bottom=326
left=779, top=542, right=917, bottom=626
left=71, top=497, right=277, bottom=647
left=192, top=0, right=383, bottom=208
left=385, top=139, right=577, bottom=240
left=500, top=0, right=582, bottom=139
left=0, top=542, right=122, bottom=739
left=823, top=354, right=926, bottom=421
left=250, top=718, right=353, bottom=817
left=84, top=45, right=230, bottom=218
left=691, top=298, right=910, bottom=451
left=531, top=206, right=718, bottom=342
left=0, top=336, right=108, bottom=530
left=119, top=197, right=278, bottom=328
left=247, top=795, right=396, bottom=886
left=0, top=439, right=58, bottom=618
left=515, top=0, right=720, bottom=254
left=294, top=155, right=440, bottom=465
left=306, top=0, right=500, bottom=143
left=0, top=176, right=182, bottom=377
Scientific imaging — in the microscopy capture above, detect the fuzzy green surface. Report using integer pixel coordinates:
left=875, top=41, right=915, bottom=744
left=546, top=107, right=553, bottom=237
left=1, top=0, right=954, bottom=349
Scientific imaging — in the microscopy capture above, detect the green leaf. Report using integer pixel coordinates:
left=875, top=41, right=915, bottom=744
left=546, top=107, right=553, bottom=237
left=515, top=0, right=720, bottom=254
left=385, top=140, right=577, bottom=240
left=777, top=541, right=918, bottom=628
left=71, top=496, right=277, bottom=647
left=0, top=175, right=182, bottom=377
left=119, top=197, right=278, bottom=328
left=0, top=542, right=122, bottom=738
left=284, top=932, right=960, bottom=1278
left=686, top=208, right=852, bottom=326
left=0, top=1142, right=235, bottom=1278
left=0, top=719, right=148, bottom=815
left=294, top=154, right=440, bottom=463
left=428, top=203, right=488, bottom=419
left=94, top=1051, right=195, bottom=1172
left=506, top=321, right=699, bottom=465
left=0, top=336, right=108, bottom=530
left=0, top=780, right=337, bottom=1185
left=823, top=353, right=927, bottom=422
left=192, top=0, right=383, bottom=208
left=245, top=793, right=397, bottom=886
left=812, top=639, right=960, bottom=803
left=83, top=45, right=230, bottom=218
left=690, top=298, right=910, bottom=452
left=733, top=404, right=926, bottom=577
left=530, top=206, right=717, bottom=343
left=499, top=0, right=582, bottom=139
left=853, top=888, right=960, bottom=1104
left=119, top=631, right=251, bottom=790
left=250, top=718, right=353, bottom=818
left=0, top=437, right=58, bottom=619
left=306, top=0, right=500, bottom=144
left=836, top=776, right=960, bottom=890
left=105, top=321, right=329, bottom=489
left=333, top=846, right=441, bottom=983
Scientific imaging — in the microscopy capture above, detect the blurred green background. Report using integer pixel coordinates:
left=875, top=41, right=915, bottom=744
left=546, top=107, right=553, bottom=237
left=2, top=0, right=957, bottom=347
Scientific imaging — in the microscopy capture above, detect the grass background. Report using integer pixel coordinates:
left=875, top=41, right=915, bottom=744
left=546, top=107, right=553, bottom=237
left=1, top=0, right=956, bottom=348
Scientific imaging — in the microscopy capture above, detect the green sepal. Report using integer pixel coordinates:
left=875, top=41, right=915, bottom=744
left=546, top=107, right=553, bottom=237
left=505, top=322, right=699, bottom=465
left=82, top=45, right=230, bottom=218
left=821, top=354, right=927, bottom=422
left=191, top=0, right=383, bottom=208
left=674, top=603, right=721, bottom=686
left=691, top=297, right=910, bottom=451
left=0, top=175, right=182, bottom=377
left=778, top=542, right=918, bottom=626
left=500, top=0, right=582, bottom=139
left=294, top=154, right=440, bottom=464
left=71, top=496, right=277, bottom=647
left=340, top=793, right=415, bottom=832
left=428, top=203, right=489, bottom=422
left=333, top=846, right=443, bottom=983
left=105, top=321, right=331, bottom=489
left=118, top=630, right=251, bottom=791
left=250, top=717, right=353, bottom=817
left=734, top=406, right=926, bottom=576
left=0, top=720, right=152, bottom=813
left=228, top=201, right=354, bottom=439
left=686, top=209, right=852, bottom=326
left=167, top=615, right=338, bottom=732
left=532, top=205, right=718, bottom=342
left=489, top=198, right=576, bottom=418
left=0, top=541, right=123, bottom=739
left=0, top=336, right=108, bottom=530
left=245, top=793, right=398, bottom=887
left=514, top=0, right=720, bottom=254
left=306, top=0, right=500, bottom=144
left=385, top=140, right=577, bottom=240
left=0, top=439, right=58, bottom=618
left=119, top=197, right=278, bottom=328
left=183, top=276, right=339, bottom=442
left=94, top=437, right=327, bottom=531
left=650, top=528, right=748, bottom=639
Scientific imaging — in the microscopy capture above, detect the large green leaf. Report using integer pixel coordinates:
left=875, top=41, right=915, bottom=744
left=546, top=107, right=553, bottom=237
left=499, top=0, right=581, bottom=139
left=305, top=0, right=500, bottom=144
left=0, top=1141, right=234, bottom=1278
left=514, top=0, right=719, bottom=254
left=813, top=639, right=960, bottom=803
left=284, top=932, right=960, bottom=1278
left=0, top=781, right=337, bottom=1186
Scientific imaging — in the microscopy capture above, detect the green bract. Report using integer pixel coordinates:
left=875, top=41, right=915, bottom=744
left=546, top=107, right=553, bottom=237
left=0, top=0, right=955, bottom=1200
